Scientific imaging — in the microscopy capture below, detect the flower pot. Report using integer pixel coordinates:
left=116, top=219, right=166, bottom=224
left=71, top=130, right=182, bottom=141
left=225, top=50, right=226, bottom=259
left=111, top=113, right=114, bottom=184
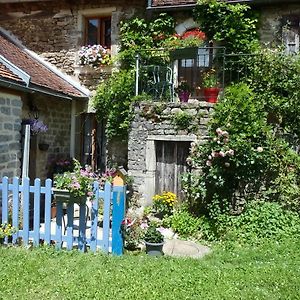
left=52, top=189, right=86, bottom=204
left=170, top=47, right=198, bottom=60
left=145, top=241, right=164, bottom=256
left=203, top=87, right=220, bottom=103
left=178, top=91, right=190, bottom=103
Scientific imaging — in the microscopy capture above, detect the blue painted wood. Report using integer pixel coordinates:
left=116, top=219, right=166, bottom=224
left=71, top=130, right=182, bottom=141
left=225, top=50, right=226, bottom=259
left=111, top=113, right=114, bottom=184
left=78, top=203, right=86, bottom=252
left=102, top=182, right=111, bottom=253
left=0, top=176, right=125, bottom=255
left=12, top=177, right=20, bottom=244
left=33, top=178, right=41, bottom=246
left=90, top=182, right=99, bottom=252
left=112, top=186, right=126, bottom=256
left=22, top=177, right=30, bottom=245
left=55, top=201, right=63, bottom=249
left=66, top=202, right=74, bottom=250
left=44, top=179, right=52, bottom=245
left=1, top=176, right=9, bottom=224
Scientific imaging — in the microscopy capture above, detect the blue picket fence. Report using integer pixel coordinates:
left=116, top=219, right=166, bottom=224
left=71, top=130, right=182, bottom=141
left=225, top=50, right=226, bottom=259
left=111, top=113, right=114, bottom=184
left=0, top=177, right=125, bottom=255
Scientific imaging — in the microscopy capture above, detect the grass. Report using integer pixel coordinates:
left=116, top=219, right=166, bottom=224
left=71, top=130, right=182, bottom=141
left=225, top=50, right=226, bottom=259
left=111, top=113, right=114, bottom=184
left=0, top=238, right=299, bottom=300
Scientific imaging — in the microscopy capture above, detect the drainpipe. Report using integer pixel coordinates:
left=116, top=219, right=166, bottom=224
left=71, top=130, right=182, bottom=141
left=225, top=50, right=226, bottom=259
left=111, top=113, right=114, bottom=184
left=70, top=100, right=76, bottom=158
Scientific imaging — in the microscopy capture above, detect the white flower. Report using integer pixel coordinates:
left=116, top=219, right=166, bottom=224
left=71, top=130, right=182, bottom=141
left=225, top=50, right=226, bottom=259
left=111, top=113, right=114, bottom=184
left=219, top=151, right=225, bottom=157
left=257, top=147, right=263, bottom=152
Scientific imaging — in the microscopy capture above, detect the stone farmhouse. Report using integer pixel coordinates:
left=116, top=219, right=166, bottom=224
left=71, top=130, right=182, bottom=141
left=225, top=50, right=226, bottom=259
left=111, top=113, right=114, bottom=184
left=0, top=0, right=300, bottom=200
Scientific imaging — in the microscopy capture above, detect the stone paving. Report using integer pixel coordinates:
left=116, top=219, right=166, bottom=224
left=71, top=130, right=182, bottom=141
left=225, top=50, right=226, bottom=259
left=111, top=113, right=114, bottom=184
left=163, top=239, right=211, bottom=259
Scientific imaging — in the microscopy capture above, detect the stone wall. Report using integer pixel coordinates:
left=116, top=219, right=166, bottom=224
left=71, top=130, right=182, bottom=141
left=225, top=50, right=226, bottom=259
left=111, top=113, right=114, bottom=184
left=22, top=94, right=73, bottom=180
left=0, top=91, right=22, bottom=178
left=259, top=4, right=300, bottom=46
left=0, top=1, right=144, bottom=91
left=128, top=100, right=213, bottom=205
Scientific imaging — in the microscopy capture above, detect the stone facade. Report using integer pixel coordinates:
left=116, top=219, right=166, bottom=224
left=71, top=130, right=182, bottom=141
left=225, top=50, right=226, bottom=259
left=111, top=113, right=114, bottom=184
left=128, top=100, right=213, bottom=205
left=0, top=91, right=22, bottom=178
left=21, top=94, right=74, bottom=180
left=258, top=4, right=300, bottom=46
left=0, top=1, right=144, bottom=92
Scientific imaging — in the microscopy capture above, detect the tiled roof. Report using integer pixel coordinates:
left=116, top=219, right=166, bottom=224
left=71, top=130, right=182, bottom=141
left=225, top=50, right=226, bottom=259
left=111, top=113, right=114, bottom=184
left=0, top=61, right=24, bottom=83
left=0, top=32, right=85, bottom=98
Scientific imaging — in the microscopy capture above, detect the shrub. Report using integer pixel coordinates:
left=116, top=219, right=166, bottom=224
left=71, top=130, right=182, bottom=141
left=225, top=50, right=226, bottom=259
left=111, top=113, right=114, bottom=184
left=214, top=201, right=300, bottom=244
left=93, top=70, right=135, bottom=140
left=163, top=208, right=212, bottom=240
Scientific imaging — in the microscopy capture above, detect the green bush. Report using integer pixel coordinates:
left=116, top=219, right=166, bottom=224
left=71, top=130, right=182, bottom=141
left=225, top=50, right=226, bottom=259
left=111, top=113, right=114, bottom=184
left=93, top=70, right=135, bottom=139
left=163, top=208, right=212, bottom=240
left=193, top=0, right=259, bottom=54
left=215, top=201, right=300, bottom=244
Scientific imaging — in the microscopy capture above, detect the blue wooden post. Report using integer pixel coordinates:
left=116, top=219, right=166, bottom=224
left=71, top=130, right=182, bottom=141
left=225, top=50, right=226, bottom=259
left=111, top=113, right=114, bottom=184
left=33, top=178, right=41, bottom=246
left=44, top=179, right=52, bottom=245
left=111, top=185, right=126, bottom=255
left=102, top=182, right=111, bottom=253
left=12, top=177, right=20, bottom=244
left=22, top=177, right=30, bottom=245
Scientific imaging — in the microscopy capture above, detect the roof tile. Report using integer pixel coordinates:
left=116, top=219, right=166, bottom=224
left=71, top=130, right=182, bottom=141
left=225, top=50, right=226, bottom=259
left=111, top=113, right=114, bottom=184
left=0, top=33, right=84, bottom=97
left=0, top=62, right=24, bottom=83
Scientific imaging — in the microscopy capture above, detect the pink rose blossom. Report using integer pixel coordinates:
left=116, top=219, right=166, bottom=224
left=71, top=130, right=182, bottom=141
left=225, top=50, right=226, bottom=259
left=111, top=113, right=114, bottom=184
left=206, top=160, right=212, bottom=167
left=219, top=151, right=225, bottom=157
left=216, top=128, right=223, bottom=136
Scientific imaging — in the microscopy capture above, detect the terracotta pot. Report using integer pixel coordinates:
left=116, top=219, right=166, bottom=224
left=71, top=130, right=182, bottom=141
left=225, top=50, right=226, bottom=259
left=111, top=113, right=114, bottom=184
left=203, top=87, right=220, bottom=103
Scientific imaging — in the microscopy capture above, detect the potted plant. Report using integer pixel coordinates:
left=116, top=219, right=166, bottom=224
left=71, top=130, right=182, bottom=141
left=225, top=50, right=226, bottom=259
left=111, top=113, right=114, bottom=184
left=167, top=28, right=206, bottom=60
left=143, top=224, right=164, bottom=256
left=202, top=69, right=220, bottom=103
left=78, top=44, right=111, bottom=68
left=153, top=191, right=177, bottom=218
left=53, top=159, right=96, bottom=204
left=175, top=81, right=192, bottom=102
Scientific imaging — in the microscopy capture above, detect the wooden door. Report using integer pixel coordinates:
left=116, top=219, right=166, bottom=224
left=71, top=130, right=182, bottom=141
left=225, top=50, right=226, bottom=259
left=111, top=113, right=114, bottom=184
left=155, top=141, right=191, bottom=199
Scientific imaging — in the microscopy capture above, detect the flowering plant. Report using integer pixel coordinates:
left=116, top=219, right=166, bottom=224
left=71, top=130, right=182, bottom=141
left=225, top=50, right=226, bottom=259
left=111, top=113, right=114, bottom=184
left=163, top=28, right=206, bottom=50
left=0, top=223, right=16, bottom=239
left=153, top=191, right=177, bottom=216
left=53, top=159, right=116, bottom=199
left=53, top=159, right=97, bottom=198
left=143, top=223, right=164, bottom=243
left=202, top=69, right=219, bottom=88
left=78, top=44, right=111, bottom=67
left=22, top=119, right=48, bottom=134
left=174, top=81, right=192, bottom=95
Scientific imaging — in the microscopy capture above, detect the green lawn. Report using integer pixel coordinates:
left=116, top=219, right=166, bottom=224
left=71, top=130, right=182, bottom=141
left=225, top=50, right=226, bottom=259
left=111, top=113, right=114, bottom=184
left=0, top=239, right=299, bottom=300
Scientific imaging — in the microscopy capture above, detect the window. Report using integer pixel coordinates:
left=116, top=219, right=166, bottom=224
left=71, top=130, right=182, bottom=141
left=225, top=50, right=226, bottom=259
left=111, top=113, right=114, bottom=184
left=85, top=16, right=111, bottom=47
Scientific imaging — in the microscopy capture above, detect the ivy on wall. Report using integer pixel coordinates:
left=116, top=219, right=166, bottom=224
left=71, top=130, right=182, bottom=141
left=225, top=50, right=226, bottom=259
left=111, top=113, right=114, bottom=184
left=193, top=0, right=259, bottom=54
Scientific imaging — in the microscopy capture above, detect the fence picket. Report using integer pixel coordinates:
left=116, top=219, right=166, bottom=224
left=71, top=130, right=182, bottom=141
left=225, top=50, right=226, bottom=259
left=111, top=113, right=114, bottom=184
left=0, top=176, right=125, bottom=254
left=12, top=177, right=20, bottom=244
left=90, top=182, right=100, bottom=252
left=33, top=178, right=41, bottom=246
left=44, top=179, right=52, bottom=245
left=66, top=203, right=74, bottom=250
left=102, top=182, right=111, bottom=253
left=22, top=177, right=30, bottom=245
left=55, top=201, right=63, bottom=250
left=78, top=204, right=86, bottom=252
left=1, top=176, right=8, bottom=224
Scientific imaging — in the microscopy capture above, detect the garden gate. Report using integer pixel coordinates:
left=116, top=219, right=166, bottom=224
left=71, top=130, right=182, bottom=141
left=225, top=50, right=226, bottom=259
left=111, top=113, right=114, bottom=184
left=0, top=177, right=125, bottom=255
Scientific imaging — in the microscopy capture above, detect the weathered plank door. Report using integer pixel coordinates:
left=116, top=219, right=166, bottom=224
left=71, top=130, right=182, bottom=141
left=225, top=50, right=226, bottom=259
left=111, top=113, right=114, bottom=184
left=155, top=141, right=191, bottom=199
